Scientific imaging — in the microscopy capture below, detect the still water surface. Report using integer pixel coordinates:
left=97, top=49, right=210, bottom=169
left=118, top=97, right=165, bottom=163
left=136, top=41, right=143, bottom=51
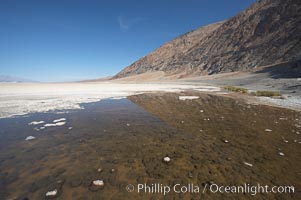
left=0, top=92, right=300, bottom=199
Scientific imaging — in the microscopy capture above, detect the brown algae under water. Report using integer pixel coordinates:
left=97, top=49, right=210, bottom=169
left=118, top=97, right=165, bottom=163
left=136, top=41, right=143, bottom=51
left=0, top=92, right=300, bottom=200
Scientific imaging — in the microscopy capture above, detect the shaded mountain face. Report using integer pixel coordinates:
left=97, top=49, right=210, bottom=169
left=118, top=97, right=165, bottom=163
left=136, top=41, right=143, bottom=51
left=0, top=75, right=35, bottom=82
left=115, top=0, right=301, bottom=78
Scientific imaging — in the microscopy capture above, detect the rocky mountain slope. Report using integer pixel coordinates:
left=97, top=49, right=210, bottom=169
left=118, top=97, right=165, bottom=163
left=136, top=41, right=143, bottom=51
left=115, top=0, right=301, bottom=78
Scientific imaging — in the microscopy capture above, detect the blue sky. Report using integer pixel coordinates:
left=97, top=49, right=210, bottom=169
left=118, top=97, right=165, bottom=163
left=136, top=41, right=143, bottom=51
left=0, top=0, right=255, bottom=82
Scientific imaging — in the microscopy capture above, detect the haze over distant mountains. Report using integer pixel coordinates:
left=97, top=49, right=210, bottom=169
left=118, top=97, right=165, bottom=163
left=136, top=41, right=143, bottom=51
left=115, top=0, right=301, bottom=79
left=0, top=75, right=35, bottom=83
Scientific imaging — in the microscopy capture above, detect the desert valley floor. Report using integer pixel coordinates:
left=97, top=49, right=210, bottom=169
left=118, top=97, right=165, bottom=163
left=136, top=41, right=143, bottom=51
left=0, top=82, right=300, bottom=199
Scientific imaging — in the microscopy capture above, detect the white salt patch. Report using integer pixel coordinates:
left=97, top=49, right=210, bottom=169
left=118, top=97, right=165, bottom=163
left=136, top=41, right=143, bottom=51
left=44, top=124, right=57, bottom=127
left=53, top=118, right=66, bottom=123
left=44, top=121, right=66, bottom=127
left=257, top=96, right=301, bottom=111
left=110, top=97, right=126, bottom=100
left=45, top=189, right=57, bottom=197
left=179, top=96, right=199, bottom=100
left=0, top=83, right=220, bottom=118
left=93, top=180, right=104, bottom=186
left=28, top=121, right=45, bottom=125
left=56, top=122, right=66, bottom=126
left=194, top=86, right=220, bottom=92
left=243, top=162, right=253, bottom=167
left=25, top=136, right=35, bottom=141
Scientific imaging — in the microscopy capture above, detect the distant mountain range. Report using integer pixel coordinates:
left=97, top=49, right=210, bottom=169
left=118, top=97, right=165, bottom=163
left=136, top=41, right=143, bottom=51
left=115, top=0, right=301, bottom=79
left=78, top=76, right=113, bottom=82
left=0, top=75, right=35, bottom=83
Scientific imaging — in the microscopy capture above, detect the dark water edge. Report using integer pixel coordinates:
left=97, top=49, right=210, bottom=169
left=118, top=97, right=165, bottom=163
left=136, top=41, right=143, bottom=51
left=0, top=92, right=301, bottom=200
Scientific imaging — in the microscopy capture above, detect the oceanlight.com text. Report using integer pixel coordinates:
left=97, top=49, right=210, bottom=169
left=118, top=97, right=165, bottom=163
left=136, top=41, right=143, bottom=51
left=125, top=183, right=295, bottom=196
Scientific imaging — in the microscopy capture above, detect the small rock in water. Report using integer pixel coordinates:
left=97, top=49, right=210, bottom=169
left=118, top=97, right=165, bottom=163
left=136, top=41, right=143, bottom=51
left=163, top=156, right=171, bottom=163
left=181, top=121, right=184, bottom=124
left=126, top=123, right=130, bottom=127
left=223, top=139, right=229, bottom=143
left=243, top=162, right=253, bottom=167
left=68, top=127, right=73, bottom=130
left=282, top=137, right=288, bottom=143
left=45, top=189, right=58, bottom=197
left=89, top=180, right=105, bottom=192
left=97, top=168, right=102, bottom=173
left=200, top=110, right=204, bottom=113
left=93, top=180, right=104, bottom=187
left=110, top=169, right=115, bottom=173
left=25, top=136, right=35, bottom=141
left=278, top=152, right=285, bottom=156
left=265, top=129, right=272, bottom=132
